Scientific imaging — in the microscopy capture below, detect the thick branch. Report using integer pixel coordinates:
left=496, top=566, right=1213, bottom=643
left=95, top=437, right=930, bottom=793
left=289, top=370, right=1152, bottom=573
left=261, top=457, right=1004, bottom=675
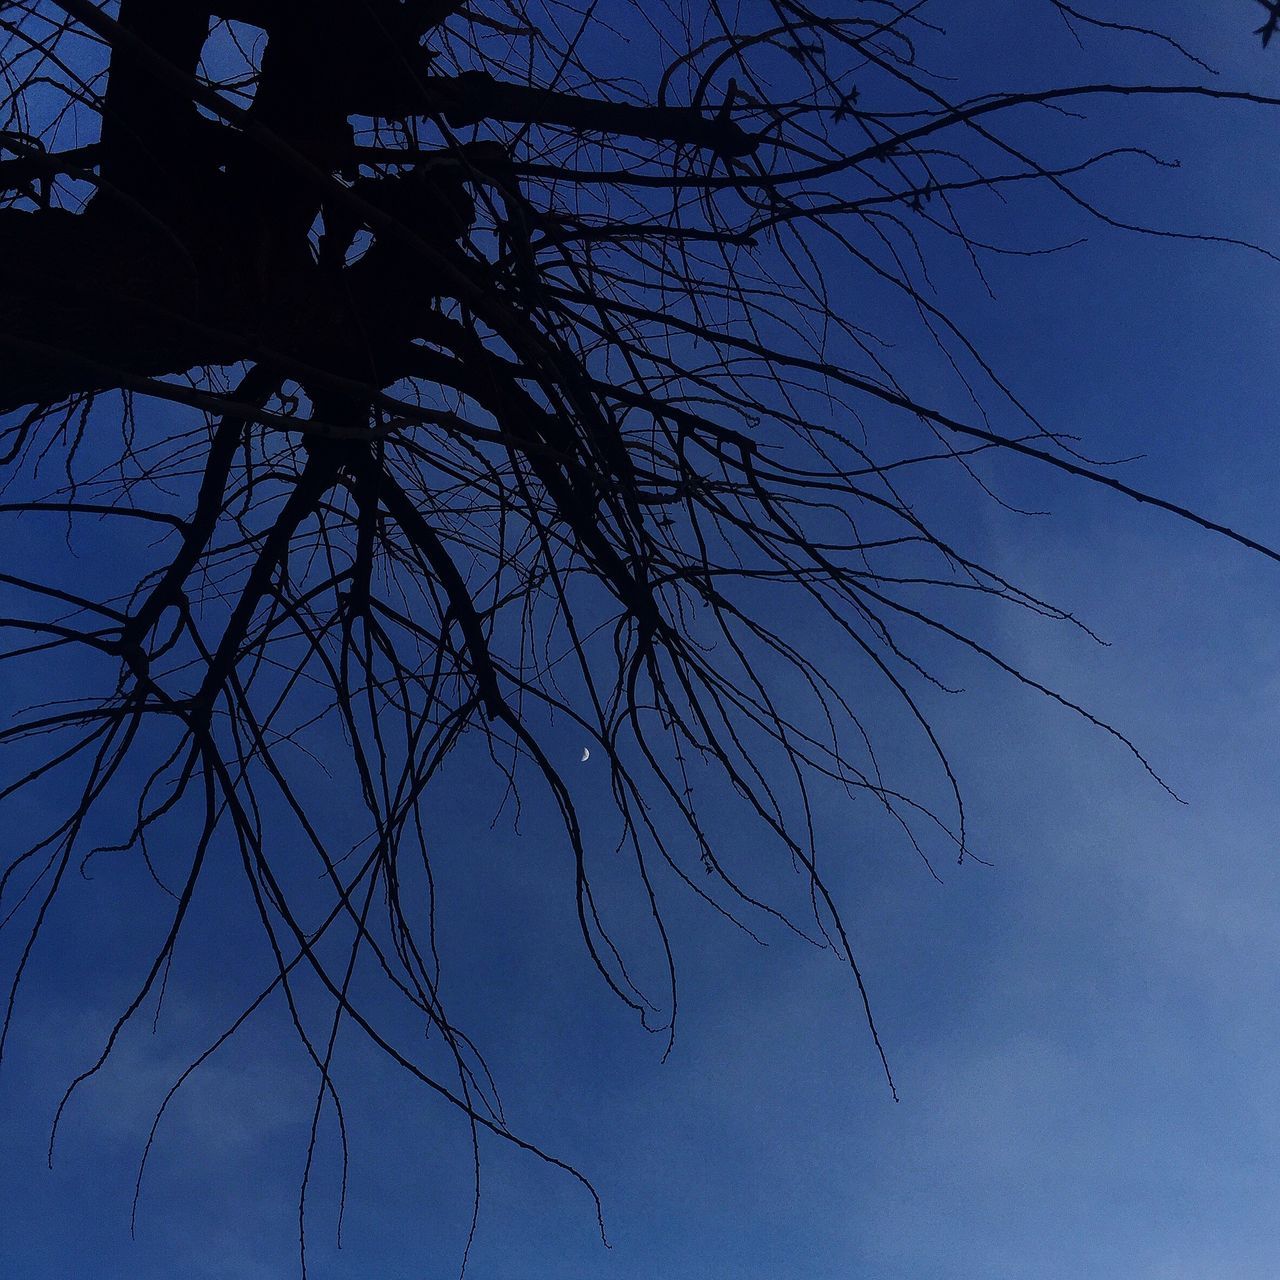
left=428, top=71, right=758, bottom=156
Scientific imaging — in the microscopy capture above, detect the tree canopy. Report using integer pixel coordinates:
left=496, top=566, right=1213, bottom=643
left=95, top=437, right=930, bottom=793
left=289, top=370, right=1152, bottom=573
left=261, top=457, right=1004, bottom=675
left=1, top=2, right=1278, bottom=1272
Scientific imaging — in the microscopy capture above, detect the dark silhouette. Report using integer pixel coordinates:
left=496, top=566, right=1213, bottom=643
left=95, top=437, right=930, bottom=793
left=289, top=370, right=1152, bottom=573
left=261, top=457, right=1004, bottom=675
left=1, top=3, right=1277, bottom=1272
left=1258, top=0, right=1280, bottom=48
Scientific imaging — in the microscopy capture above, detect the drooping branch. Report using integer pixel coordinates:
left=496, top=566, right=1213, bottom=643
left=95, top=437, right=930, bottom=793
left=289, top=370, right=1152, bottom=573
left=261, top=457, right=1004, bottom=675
left=2, top=3, right=1279, bottom=1273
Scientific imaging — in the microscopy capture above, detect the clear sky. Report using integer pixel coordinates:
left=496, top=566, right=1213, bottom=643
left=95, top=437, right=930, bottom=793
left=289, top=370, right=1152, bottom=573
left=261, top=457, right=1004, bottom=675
left=3, top=4, right=1280, bottom=1278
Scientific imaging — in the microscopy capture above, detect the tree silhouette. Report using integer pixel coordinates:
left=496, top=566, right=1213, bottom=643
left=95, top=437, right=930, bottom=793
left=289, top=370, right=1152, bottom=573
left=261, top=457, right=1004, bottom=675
left=1, top=2, right=1277, bottom=1271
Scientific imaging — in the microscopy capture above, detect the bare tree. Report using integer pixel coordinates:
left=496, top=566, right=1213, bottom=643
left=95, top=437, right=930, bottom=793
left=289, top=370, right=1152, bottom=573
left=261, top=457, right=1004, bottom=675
left=0, top=1, right=1276, bottom=1271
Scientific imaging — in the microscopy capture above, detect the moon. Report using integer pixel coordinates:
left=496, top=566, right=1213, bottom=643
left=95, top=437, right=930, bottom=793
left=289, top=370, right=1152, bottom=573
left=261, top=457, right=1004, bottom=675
left=580, top=747, right=591, bottom=763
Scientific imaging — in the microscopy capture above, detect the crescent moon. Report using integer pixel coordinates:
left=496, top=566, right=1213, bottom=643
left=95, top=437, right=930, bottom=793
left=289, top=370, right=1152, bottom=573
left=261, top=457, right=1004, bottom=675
left=580, top=747, right=591, bottom=763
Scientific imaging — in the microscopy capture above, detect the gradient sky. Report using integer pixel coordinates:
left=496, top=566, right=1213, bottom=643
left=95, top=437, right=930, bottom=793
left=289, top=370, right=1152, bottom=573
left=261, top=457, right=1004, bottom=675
left=3, top=5, right=1280, bottom=1278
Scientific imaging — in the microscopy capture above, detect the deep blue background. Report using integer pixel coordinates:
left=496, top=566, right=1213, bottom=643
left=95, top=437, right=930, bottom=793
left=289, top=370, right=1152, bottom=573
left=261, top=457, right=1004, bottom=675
left=3, top=4, right=1280, bottom=1277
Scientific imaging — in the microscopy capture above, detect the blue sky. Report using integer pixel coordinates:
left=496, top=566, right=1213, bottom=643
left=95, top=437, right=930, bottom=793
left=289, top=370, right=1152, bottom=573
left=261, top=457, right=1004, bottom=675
left=4, top=4, right=1280, bottom=1278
